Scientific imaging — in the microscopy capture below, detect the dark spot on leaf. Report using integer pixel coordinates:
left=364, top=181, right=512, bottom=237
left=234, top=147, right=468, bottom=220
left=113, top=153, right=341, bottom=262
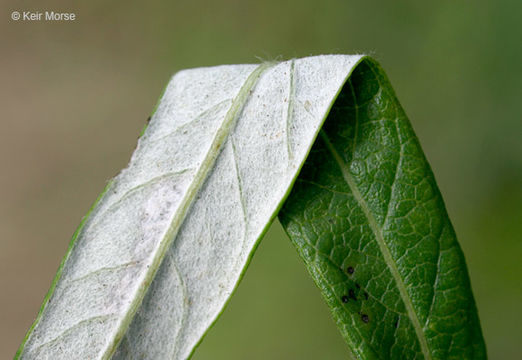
left=361, top=314, right=369, bottom=323
left=341, top=295, right=349, bottom=303
left=347, top=266, right=354, bottom=274
left=394, top=317, right=399, bottom=328
left=348, top=289, right=357, bottom=301
left=355, top=283, right=361, bottom=289
left=364, top=292, right=369, bottom=300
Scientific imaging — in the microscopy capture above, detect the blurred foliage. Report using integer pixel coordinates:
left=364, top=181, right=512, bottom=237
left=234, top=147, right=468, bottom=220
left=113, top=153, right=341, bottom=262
left=0, top=0, right=520, bottom=358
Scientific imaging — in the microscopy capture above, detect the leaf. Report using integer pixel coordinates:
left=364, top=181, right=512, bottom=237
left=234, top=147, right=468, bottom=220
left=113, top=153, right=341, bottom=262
left=278, top=59, right=487, bottom=359
left=16, top=55, right=486, bottom=360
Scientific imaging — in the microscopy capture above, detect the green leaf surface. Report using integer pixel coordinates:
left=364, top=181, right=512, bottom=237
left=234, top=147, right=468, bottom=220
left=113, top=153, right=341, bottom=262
left=16, top=55, right=485, bottom=360
left=279, top=58, right=486, bottom=359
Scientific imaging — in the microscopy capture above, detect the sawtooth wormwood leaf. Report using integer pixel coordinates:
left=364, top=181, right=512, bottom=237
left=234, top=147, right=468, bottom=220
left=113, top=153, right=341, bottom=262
left=16, top=55, right=486, bottom=360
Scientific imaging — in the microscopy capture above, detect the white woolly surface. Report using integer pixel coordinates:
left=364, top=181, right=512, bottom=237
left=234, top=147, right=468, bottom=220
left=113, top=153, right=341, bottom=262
left=115, top=55, right=363, bottom=360
left=19, top=55, right=363, bottom=360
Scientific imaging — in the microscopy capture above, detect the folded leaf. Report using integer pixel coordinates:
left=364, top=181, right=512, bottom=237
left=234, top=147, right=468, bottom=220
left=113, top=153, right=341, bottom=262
left=279, top=59, right=486, bottom=359
left=16, top=55, right=486, bottom=360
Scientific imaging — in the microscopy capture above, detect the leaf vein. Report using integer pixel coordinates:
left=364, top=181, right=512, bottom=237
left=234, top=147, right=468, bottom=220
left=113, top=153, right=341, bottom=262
left=319, top=129, right=432, bottom=360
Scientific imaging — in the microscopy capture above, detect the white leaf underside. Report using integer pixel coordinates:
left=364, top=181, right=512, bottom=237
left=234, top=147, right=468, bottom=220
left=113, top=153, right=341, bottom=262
left=18, top=55, right=365, bottom=360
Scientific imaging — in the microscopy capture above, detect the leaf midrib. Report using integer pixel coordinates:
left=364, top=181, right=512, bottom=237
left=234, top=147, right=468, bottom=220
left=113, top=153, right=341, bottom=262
left=319, top=130, right=432, bottom=360
left=101, top=62, right=274, bottom=359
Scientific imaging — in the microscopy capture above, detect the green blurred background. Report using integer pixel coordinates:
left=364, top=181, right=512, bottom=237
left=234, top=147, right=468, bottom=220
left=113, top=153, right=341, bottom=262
left=1, top=0, right=520, bottom=358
